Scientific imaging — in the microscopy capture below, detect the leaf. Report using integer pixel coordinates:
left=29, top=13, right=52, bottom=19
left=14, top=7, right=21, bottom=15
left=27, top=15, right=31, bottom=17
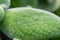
left=0, top=7, right=60, bottom=40
left=0, top=6, right=4, bottom=22
left=0, top=0, right=10, bottom=8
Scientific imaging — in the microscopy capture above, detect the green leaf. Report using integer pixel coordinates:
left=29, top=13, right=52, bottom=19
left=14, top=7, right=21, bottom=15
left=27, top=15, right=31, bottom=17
left=0, top=0, right=10, bottom=8
left=0, top=7, right=60, bottom=40
left=13, top=38, right=21, bottom=40
left=0, top=6, right=4, bottom=22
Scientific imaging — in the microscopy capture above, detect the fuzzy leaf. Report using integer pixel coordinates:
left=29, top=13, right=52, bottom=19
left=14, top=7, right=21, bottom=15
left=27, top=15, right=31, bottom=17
left=0, top=6, right=4, bottom=22
left=0, top=0, right=10, bottom=8
left=0, top=7, right=60, bottom=40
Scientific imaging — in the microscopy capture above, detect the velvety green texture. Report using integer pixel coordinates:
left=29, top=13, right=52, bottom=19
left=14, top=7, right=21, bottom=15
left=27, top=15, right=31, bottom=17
left=0, top=7, right=60, bottom=40
left=11, top=0, right=37, bottom=8
left=0, top=0, right=10, bottom=8
left=0, top=6, right=4, bottom=22
left=38, top=0, right=60, bottom=11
